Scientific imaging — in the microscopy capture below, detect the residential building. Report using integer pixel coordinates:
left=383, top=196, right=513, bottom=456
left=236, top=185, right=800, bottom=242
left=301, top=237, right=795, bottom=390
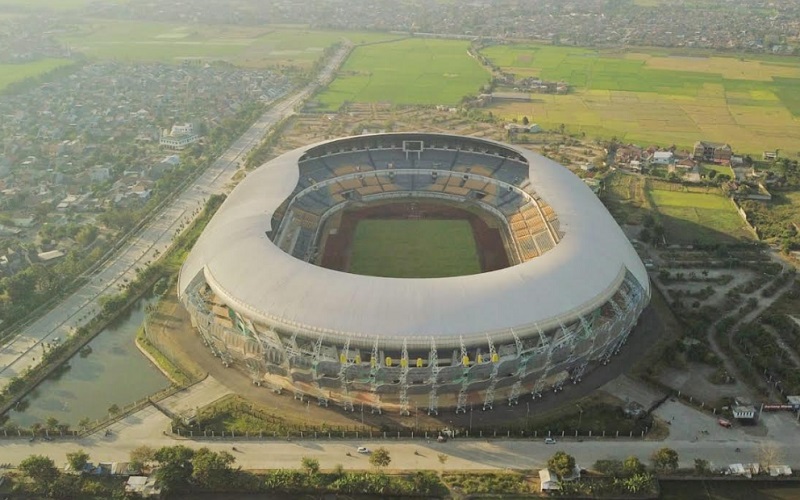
left=693, top=141, right=733, bottom=164
left=160, top=123, right=200, bottom=150
left=650, top=151, right=674, bottom=165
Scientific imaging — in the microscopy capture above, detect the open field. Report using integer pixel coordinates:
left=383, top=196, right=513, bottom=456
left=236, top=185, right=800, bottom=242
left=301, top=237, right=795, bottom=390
left=58, top=21, right=401, bottom=68
left=0, top=59, right=73, bottom=91
left=646, top=184, right=753, bottom=243
left=481, top=44, right=800, bottom=155
left=600, top=172, right=651, bottom=225
left=316, top=38, right=489, bottom=109
left=349, top=219, right=481, bottom=278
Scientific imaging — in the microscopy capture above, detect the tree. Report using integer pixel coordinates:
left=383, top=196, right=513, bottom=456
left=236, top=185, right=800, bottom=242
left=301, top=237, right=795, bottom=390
left=624, top=472, right=654, bottom=493
left=77, top=417, right=91, bottom=431
left=547, top=451, right=576, bottom=480
left=522, top=116, right=530, bottom=125
left=45, top=416, right=59, bottom=431
left=107, top=403, right=120, bottom=416
left=594, top=459, right=623, bottom=476
left=758, top=443, right=782, bottom=470
left=154, top=445, right=195, bottom=492
left=19, top=455, right=59, bottom=493
left=66, top=449, right=90, bottom=473
left=369, top=447, right=391, bottom=469
left=623, top=456, right=645, bottom=476
left=300, top=456, right=320, bottom=476
left=651, top=447, right=679, bottom=473
left=694, top=458, right=711, bottom=475
left=130, top=445, right=156, bottom=473
left=192, top=447, right=236, bottom=490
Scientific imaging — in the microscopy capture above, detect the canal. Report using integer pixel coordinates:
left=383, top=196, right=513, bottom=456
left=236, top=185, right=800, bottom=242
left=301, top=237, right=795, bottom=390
left=9, top=296, right=170, bottom=427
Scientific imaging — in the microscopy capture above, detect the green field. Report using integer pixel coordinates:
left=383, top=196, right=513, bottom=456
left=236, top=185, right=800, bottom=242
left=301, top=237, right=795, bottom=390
left=317, top=38, right=490, bottom=109
left=647, top=187, right=753, bottom=243
left=0, top=59, right=73, bottom=92
left=349, top=219, right=481, bottom=278
left=481, top=44, right=800, bottom=155
left=58, top=22, right=400, bottom=68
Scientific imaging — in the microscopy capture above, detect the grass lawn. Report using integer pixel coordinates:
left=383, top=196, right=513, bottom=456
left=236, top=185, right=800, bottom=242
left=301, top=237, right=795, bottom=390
left=0, top=59, right=73, bottom=91
left=58, top=22, right=400, bottom=68
left=701, top=163, right=734, bottom=177
left=317, top=38, right=490, bottom=109
left=349, top=219, right=481, bottom=278
left=481, top=44, right=800, bottom=155
left=647, top=187, right=753, bottom=243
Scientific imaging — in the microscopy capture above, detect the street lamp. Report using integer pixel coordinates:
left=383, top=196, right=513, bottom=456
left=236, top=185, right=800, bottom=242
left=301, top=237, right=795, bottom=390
left=576, top=404, right=583, bottom=432
left=526, top=402, right=530, bottom=429
left=469, top=404, right=473, bottom=433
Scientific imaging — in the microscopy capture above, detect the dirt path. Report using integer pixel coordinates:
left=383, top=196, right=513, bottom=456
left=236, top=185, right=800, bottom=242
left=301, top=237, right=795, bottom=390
left=762, top=324, right=800, bottom=369
left=705, top=271, right=797, bottom=400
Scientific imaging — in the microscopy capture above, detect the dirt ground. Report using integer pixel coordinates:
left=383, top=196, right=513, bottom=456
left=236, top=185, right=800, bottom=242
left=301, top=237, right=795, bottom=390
left=319, top=200, right=510, bottom=273
left=658, top=362, right=750, bottom=404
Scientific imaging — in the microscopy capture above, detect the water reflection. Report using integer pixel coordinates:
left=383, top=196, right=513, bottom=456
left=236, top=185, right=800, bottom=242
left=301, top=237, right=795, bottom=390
left=10, top=297, right=170, bottom=427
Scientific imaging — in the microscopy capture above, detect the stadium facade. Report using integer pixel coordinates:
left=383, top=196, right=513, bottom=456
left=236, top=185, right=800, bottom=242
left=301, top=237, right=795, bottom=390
left=178, top=133, right=650, bottom=415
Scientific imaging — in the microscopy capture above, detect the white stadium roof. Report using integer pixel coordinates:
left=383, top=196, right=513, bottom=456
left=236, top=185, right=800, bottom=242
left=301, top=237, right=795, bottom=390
left=179, top=134, right=649, bottom=343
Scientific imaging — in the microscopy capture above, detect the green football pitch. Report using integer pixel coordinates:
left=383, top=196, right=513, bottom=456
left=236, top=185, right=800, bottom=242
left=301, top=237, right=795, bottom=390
left=348, top=219, right=481, bottom=278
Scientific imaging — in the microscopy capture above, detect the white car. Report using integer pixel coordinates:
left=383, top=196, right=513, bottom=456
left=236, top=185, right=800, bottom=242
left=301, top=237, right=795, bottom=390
left=357, top=446, right=370, bottom=454
left=544, top=437, right=557, bottom=444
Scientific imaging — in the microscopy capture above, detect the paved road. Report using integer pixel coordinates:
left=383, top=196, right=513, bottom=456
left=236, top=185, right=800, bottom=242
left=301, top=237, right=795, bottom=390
left=0, top=42, right=352, bottom=391
left=2, top=398, right=799, bottom=471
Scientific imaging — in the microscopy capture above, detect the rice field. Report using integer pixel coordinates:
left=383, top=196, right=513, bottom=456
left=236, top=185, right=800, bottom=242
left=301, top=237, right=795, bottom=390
left=57, top=21, right=401, bottom=68
left=316, top=38, right=490, bottom=109
left=482, top=44, right=800, bottom=155
left=0, top=59, right=74, bottom=92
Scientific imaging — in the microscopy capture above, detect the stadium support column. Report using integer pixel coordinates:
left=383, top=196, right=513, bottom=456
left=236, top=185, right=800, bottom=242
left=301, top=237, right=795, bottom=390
left=339, top=336, right=354, bottom=412
left=531, top=324, right=554, bottom=398
left=571, top=315, right=595, bottom=384
left=427, top=337, right=440, bottom=415
left=483, top=334, right=499, bottom=410
left=507, top=329, right=524, bottom=405
left=609, top=298, right=627, bottom=357
left=285, top=331, right=306, bottom=401
left=399, top=338, right=410, bottom=416
left=456, top=336, right=470, bottom=414
left=312, top=333, right=328, bottom=407
left=370, top=337, right=382, bottom=414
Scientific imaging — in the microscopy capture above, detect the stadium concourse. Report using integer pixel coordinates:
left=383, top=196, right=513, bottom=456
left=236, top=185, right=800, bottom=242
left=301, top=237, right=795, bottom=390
left=177, top=133, right=651, bottom=416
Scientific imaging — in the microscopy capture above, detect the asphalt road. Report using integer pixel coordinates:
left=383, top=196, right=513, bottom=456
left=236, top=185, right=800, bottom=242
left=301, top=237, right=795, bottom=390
left=0, top=41, right=352, bottom=392
left=2, top=398, right=799, bottom=471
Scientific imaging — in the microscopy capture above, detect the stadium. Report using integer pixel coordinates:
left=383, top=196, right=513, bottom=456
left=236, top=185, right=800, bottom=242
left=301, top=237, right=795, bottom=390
left=178, top=133, right=650, bottom=415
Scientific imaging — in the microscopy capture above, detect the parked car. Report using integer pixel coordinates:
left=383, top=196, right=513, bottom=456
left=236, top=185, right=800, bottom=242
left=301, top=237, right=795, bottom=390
left=718, top=419, right=732, bottom=428
left=357, top=446, right=370, bottom=454
left=544, top=437, right=557, bottom=444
